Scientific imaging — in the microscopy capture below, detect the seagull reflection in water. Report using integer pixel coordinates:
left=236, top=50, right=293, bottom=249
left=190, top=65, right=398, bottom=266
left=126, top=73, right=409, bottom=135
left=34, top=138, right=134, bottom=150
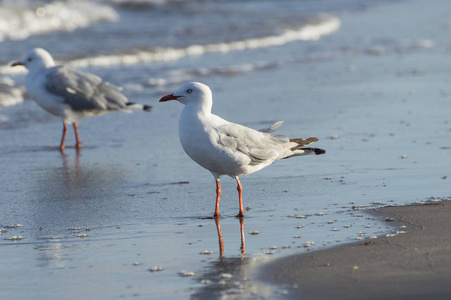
left=214, top=217, right=245, bottom=258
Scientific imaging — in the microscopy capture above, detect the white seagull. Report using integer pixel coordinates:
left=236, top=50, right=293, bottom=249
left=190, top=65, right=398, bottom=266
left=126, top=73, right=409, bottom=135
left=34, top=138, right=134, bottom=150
left=160, top=82, right=325, bottom=218
left=11, top=48, right=151, bottom=151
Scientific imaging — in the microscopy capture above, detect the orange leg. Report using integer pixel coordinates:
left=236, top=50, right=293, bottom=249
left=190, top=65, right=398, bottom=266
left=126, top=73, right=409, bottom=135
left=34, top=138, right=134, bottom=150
left=235, top=177, right=244, bottom=218
left=73, top=122, right=82, bottom=148
left=59, top=121, right=67, bottom=151
left=214, top=179, right=221, bottom=218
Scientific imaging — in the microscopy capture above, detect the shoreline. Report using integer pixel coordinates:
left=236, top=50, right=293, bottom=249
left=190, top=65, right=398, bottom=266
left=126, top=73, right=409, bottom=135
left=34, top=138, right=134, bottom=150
left=262, top=200, right=451, bottom=299
left=2, top=0, right=451, bottom=298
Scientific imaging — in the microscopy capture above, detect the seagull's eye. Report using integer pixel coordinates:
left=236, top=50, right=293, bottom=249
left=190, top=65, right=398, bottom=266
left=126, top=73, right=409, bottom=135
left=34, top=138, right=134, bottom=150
left=27, top=57, right=32, bottom=62
left=186, top=89, right=193, bottom=94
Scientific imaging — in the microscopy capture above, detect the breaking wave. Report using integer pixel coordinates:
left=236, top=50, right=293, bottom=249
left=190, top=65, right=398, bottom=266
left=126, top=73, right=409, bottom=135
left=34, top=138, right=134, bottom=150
left=67, top=15, right=341, bottom=68
left=0, top=0, right=119, bottom=42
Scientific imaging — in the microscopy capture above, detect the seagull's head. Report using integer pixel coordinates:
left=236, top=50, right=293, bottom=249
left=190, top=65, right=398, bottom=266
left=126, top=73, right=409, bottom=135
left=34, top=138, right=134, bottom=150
left=159, top=82, right=212, bottom=106
left=11, top=48, right=55, bottom=71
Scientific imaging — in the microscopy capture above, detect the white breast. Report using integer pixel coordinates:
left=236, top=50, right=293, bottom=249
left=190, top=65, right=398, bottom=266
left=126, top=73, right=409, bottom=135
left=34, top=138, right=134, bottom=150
left=25, top=71, right=70, bottom=119
left=179, top=109, right=273, bottom=177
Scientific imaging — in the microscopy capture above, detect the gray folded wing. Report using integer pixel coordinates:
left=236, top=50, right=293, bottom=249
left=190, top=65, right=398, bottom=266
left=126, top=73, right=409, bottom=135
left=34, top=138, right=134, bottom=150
left=44, top=66, right=128, bottom=111
left=216, top=123, right=287, bottom=165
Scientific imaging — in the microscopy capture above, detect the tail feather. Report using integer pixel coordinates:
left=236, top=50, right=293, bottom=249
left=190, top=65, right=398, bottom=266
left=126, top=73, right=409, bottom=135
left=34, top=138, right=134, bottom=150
left=285, top=136, right=325, bottom=158
left=301, top=147, right=326, bottom=155
left=126, top=102, right=152, bottom=111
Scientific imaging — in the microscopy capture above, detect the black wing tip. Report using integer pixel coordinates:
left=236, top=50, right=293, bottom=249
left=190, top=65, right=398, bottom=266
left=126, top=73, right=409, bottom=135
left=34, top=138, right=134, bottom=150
left=126, top=102, right=152, bottom=111
left=303, top=147, right=326, bottom=155
left=316, top=148, right=326, bottom=155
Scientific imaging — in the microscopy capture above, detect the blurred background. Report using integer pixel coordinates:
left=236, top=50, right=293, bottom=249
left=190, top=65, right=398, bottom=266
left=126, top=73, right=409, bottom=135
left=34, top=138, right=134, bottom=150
left=0, top=0, right=377, bottom=114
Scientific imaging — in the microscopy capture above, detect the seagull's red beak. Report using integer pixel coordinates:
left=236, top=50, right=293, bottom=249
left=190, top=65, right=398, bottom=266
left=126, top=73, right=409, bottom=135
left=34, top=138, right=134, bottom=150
left=159, top=94, right=180, bottom=102
left=10, top=61, right=23, bottom=67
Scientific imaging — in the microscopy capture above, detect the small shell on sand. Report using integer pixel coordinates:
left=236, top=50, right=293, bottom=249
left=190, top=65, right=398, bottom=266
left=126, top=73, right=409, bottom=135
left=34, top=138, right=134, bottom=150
left=303, top=241, right=315, bottom=247
left=149, top=266, right=164, bottom=272
left=220, top=273, right=233, bottom=279
left=5, top=224, right=23, bottom=228
left=178, top=270, right=195, bottom=277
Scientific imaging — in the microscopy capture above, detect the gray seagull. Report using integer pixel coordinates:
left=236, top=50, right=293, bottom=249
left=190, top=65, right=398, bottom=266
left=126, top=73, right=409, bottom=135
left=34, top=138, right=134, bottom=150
left=11, top=48, right=151, bottom=151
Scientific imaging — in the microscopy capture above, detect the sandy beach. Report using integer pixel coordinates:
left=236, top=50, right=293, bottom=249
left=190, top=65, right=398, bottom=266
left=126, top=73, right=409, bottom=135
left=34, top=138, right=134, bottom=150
left=1, top=0, right=451, bottom=299
left=263, top=200, right=451, bottom=299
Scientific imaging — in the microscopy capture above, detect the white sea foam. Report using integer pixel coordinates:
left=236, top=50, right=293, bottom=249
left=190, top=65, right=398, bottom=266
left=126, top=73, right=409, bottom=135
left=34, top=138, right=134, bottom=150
left=62, top=15, right=340, bottom=69
left=112, top=0, right=184, bottom=6
left=0, top=14, right=339, bottom=78
left=0, top=0, right=119, bottom=42
left=0, top=77, right=25, bottom=108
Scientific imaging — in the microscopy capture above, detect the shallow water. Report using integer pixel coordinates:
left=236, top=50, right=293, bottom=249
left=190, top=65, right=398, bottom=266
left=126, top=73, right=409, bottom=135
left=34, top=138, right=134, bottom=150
left=1, top=0, right=451, bottom=299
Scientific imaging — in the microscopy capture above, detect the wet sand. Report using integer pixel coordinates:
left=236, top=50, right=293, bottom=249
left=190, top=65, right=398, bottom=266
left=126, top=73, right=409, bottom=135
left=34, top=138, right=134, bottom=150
left=263, top=200, right=451, bottom=299
left=1, top=0, right=451, bottom=299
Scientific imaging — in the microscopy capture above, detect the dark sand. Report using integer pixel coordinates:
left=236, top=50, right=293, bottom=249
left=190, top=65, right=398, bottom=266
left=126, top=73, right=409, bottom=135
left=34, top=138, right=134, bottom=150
left=264, top=200, right=451, bottom=299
